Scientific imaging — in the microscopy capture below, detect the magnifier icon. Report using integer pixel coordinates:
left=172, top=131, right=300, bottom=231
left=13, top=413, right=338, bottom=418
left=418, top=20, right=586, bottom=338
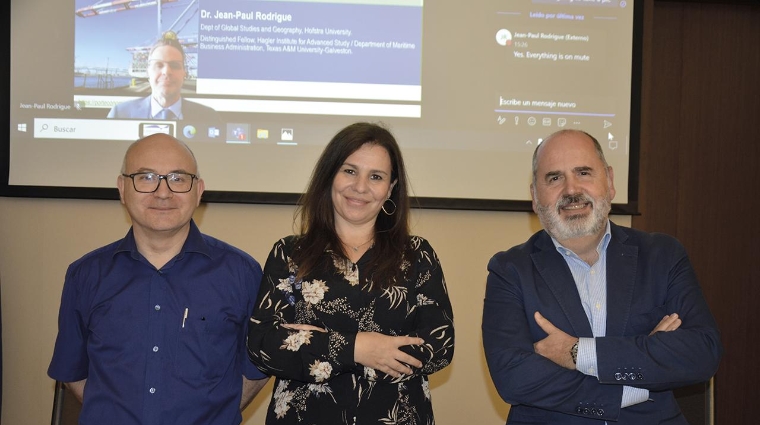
left=41, top=124, right=49, bottom=131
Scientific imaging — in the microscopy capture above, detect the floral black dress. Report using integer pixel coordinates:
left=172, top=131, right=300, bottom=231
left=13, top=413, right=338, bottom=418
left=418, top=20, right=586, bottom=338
left=247, top=235, right=454, bottom=425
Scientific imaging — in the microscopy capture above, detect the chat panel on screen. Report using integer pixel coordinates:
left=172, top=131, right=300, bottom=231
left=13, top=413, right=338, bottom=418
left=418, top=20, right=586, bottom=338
left=489, top=2, right=630, bottom=140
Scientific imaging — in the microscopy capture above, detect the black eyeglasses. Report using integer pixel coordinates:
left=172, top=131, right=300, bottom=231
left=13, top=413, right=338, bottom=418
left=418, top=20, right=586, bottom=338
left=121, top=172, right=197, bottom=193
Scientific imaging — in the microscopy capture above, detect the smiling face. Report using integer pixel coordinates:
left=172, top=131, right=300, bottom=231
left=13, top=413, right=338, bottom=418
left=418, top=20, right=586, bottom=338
left=331, top=143, right=396, bottom=232
left=147, top=44, right=186, bottom=107
left=531, top=131, right=615, bottom=242
left=117, top=134, right=204, bottom=239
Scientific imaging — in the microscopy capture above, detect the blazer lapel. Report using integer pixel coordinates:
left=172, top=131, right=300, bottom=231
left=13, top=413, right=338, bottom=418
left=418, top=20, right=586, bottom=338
left=605, top=224, right=639, bottom=337
left=531, top=232, right=594, bottom=338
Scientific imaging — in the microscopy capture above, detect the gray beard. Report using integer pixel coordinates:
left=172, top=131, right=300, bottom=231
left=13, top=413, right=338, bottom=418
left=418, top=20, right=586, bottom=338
left=537, top=193, right=611, bottom=241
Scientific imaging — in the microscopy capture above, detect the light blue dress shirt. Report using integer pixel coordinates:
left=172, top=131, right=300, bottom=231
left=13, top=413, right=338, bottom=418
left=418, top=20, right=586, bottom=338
left=551, top=221, right=649, bottom=416
left=150, top=97, right=183, bottom=119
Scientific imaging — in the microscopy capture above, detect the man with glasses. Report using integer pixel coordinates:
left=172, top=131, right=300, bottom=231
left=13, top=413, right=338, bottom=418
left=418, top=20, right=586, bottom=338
left=48, top=133, right=269, bottom=424
left=107, top=32, right=220, bottom=122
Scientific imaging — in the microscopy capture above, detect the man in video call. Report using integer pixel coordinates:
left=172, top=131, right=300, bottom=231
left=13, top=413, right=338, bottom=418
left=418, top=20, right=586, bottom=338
left=48, top=133, right=268, bottom=424
left=482, top=129, right=722, bottom=424
left=107, top=32, right=220, bottom=122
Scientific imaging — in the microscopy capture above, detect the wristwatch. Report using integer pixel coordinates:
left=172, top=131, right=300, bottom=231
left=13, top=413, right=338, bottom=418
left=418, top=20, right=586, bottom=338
left=570, top=341, right=579, bottom=365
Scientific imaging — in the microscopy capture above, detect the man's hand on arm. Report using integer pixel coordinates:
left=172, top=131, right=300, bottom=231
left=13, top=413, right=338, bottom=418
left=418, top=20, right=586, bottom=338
left=649, top=313, right=681, bottom=336
left=241, top=376, right=270, bottom=411
left=532, top=311, right=578, bottom=370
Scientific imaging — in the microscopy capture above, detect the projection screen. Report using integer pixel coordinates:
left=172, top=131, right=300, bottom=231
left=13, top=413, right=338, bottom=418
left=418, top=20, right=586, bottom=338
left=2, top=0, right=642, bottom=212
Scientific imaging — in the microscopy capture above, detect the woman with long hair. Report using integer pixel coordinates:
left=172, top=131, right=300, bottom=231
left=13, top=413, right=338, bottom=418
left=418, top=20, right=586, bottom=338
left=248, top=122, right=454, bottom=424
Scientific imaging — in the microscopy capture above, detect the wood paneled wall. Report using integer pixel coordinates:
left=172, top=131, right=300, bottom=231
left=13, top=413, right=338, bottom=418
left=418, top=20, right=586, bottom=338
left=635, top=1, right=760, bottom=424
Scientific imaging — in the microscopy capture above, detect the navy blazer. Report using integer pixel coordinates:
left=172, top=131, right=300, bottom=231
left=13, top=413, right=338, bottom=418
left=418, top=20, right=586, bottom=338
left=482, top=222, right=722, bottom=425
left=107, top=96, right=221, bottom=122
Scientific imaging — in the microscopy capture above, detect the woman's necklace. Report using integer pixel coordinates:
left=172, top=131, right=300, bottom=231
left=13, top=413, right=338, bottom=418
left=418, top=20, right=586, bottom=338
left=341, top=237, right=374, bottom=252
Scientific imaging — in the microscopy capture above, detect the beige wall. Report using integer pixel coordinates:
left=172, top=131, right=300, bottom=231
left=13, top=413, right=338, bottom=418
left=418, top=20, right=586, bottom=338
left=0, top=195, right=629, bottom=424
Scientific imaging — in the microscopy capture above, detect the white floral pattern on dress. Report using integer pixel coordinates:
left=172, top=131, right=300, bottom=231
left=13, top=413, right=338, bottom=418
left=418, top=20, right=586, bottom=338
left=273, top=380, right=294, bottom=419
left=280, top=330, right=313, bottom=351
left=344, top=265, right=360, bottom=286
left=333, top=256, right=360, bottom=286
left=363, top=366, right=377, bottom=380
left=309, top=360, right=333, bottom=382
left=301, top=279, right=328, bottom=304
left=417, top=293, right=434, bottom=306
left=277, top=278, right=293, bottom=293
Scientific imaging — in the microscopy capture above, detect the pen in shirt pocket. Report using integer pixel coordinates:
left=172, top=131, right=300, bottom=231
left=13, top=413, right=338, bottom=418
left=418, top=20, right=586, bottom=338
left=182, top=307, right=188, bottom=328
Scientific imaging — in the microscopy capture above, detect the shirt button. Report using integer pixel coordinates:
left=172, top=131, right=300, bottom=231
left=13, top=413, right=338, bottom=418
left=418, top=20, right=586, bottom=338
left=595, top=302, right=601, bottom=310
left=152, top=346, right=159, bottom=353
left=588, top=367, right=595, bottom=375
left=590, top=270, right=595, bottom=275
left=149, top=387, right=156, bottom=394
left=154, top=305, right=161, bottom=311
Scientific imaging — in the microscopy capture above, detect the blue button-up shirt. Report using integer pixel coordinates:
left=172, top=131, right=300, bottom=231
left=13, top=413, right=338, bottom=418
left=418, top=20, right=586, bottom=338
left=48, top=221, right=265, bottom=425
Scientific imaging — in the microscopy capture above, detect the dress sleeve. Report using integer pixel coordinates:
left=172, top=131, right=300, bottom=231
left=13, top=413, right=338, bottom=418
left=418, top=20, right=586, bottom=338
left=239, top=255, right=267, bottom=380
left=247, top=237, right=357, bottom=384
left=366, top=237, right=455, bottom=383
left=407, top=237, right=455, bottom=374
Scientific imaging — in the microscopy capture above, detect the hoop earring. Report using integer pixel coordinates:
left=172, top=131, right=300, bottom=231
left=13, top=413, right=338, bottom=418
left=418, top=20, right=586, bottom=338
left=381, top=198, right=397, bottom=216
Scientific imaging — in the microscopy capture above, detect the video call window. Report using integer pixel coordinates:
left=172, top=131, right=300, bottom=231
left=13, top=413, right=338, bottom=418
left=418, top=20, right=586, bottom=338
left=7, top=0, right=641, bottom=209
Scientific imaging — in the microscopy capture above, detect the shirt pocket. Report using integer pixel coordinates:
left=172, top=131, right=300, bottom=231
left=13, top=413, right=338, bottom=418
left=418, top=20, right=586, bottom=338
left=173, top=311, right=239, bottom=381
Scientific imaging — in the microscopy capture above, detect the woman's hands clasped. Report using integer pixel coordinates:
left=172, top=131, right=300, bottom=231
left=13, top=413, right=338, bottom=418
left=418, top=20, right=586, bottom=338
left=354, top=332, right=424, bottom=378
left=282, top=324, right=424, bottom=378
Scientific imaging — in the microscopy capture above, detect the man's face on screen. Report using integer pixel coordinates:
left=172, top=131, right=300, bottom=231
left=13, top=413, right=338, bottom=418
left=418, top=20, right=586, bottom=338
left=148, top=45, right=186, bottom=107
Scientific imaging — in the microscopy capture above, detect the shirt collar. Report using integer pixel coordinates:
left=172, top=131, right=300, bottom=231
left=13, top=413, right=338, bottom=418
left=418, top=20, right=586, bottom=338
left=550, top=220, right=612, bottom=259
left=114, top=219, right=212, bottom=261
left=150, top=96, right=183, bottom=119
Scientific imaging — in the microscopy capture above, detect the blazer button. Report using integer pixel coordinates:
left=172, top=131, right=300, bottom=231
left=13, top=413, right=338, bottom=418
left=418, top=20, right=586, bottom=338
left=576, top=406, right=583, bottom=414
left=583, top=408, right=590, bottom=415
left=637, top=373, right=644, bottom=380
left=598, top=409, right=605, bottom=416
left=615, top=372, right=622, bottom=380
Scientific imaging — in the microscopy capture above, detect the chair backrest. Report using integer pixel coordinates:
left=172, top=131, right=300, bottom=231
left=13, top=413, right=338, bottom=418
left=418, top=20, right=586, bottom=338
left=51, top=381, right=81, bottom=425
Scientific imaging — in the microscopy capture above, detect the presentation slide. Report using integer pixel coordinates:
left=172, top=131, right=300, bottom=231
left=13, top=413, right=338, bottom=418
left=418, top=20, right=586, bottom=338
left=5, top=0, right=640, bottom=207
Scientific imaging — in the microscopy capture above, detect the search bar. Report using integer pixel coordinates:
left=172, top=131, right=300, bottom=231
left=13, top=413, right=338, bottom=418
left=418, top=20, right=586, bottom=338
left=34, top=118, right=175, bottom=140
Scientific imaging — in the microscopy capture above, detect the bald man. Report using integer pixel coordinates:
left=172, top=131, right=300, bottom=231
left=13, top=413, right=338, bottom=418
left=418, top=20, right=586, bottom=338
left=482, top=129, right=721, bottom=424
left=49, top=134, right=268, bottom=425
